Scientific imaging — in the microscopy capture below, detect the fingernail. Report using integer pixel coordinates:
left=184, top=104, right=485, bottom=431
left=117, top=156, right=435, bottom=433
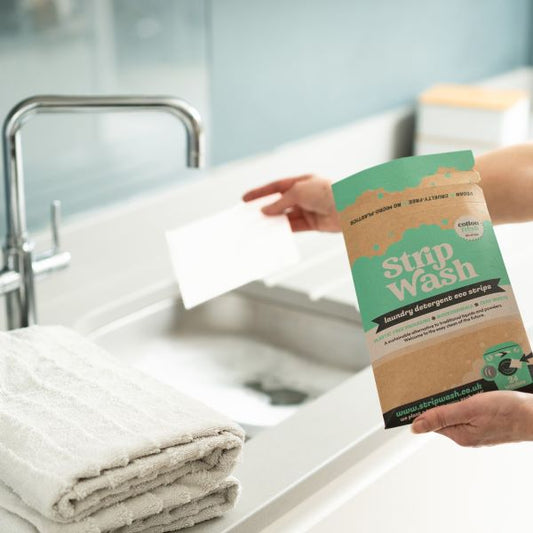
left=411, top=418, right=428, bottom=434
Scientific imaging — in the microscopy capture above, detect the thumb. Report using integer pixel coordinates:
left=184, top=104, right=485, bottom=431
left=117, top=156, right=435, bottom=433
left=412, top=401, right=469, bottom=434
left=261, top=190, right=297, bottom=215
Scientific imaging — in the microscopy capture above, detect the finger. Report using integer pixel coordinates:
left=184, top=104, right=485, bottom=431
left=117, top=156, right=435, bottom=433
left=288, top=214, right=311, bottom=232
left=289, top=217, right=310, bottom=232
left=287, top=205, right=305, bottom=219
left=411, top=401, right=470, bottom=434
left=261, top=191, right=297, bottom=215
left=242, top=175, right=311, bottom=202
left=243, top=177, right=305, bottom=201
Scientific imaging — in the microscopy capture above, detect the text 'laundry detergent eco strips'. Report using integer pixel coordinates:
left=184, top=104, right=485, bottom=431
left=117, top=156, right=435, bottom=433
left=332, top=150, right=532, bottom=428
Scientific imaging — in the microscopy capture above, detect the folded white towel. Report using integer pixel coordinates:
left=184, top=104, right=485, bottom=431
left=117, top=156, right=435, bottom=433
left=0, top=326, right=244, bottom=531
left=0, top=477, right=239, bottom=532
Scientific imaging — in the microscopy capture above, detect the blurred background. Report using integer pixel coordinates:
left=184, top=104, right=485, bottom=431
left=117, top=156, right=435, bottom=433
left=0, top=0, right=531, bottom=229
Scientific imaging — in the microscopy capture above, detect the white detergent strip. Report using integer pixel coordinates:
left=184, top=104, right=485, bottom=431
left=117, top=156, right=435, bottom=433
left=263, top=247, right=342, bottom=287
left=262, top=231, right=344, bottom=286
left=281, top=257, right=348, bottom=298
left=166, top=194, right=300, bottom=309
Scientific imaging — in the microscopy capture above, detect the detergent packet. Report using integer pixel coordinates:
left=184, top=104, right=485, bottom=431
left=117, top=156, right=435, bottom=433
left=332, top=150, right=532, bottom=428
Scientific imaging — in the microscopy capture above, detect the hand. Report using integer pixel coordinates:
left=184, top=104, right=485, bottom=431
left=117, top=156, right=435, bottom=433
left=411, top=391, right=533, bottom=447
left=242, top=174, right=341, bottom=232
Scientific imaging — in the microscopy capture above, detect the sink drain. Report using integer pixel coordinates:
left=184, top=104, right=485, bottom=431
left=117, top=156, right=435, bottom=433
left=245, top=380, right=309, bottom=406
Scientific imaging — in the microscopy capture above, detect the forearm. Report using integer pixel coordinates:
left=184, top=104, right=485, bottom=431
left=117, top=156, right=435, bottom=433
left=475, top=144, right=533, bottom=224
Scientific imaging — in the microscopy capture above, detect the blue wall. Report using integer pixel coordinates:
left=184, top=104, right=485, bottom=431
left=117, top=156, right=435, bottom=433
left=0, top=0, right=531, bottom=229
left=209, top=0, right=532, bottom=164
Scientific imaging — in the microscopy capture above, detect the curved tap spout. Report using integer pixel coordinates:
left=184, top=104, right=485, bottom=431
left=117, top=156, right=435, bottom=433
left=2, top=95, right=204, bottom=245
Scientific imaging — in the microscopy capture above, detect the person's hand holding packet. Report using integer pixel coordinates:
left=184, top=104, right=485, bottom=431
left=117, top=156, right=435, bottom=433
left=412, top=391, right=533, bottom=446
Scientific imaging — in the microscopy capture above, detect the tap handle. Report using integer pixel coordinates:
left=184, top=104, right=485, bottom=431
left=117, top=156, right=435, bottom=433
left=31, top=200, right=71, bottom=278
left=50, top=200, right=61, bottom=252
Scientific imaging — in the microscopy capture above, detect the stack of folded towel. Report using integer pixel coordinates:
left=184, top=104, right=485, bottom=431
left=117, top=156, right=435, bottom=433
left=0, top=326, right=245, bottom=532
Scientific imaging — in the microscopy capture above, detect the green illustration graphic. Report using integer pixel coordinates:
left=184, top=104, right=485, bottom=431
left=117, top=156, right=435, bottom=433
left=481, top=342, right=533, bottom=390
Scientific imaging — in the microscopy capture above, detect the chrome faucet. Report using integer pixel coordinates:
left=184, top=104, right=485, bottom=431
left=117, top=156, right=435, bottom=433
left=1, top=95, right=204, bottom=329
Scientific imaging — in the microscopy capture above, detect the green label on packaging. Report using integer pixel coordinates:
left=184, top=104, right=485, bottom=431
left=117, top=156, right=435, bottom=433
left=353, top=221, right=510, bottom=332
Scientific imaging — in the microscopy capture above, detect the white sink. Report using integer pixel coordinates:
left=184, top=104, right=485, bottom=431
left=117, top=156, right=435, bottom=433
left=76, top=282, right=368, bottom=436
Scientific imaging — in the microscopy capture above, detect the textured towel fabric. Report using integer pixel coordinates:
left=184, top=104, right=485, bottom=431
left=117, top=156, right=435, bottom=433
left=0, top=477, right=239, bottom=532
left=0, top=326, right=244, bottom=531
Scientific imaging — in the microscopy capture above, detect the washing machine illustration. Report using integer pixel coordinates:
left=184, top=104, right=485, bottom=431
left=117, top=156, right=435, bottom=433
left=480, top=341, right=533, bottom=390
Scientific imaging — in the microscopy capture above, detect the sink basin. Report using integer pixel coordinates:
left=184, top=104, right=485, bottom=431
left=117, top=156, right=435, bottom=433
left=76, top=282, right=369, bottom=436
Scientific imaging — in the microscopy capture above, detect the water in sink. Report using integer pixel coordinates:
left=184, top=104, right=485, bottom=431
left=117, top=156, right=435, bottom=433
left=83, top=284, right=368, bottom=436
left=123, top=332, right=352, bottom=431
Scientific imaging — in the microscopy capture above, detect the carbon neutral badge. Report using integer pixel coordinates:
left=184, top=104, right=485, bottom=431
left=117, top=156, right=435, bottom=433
left=454, top=215, right=484, bottom=241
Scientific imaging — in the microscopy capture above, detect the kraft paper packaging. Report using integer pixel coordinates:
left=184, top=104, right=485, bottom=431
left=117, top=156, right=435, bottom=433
left=332, top=150, right=532, bottom=428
